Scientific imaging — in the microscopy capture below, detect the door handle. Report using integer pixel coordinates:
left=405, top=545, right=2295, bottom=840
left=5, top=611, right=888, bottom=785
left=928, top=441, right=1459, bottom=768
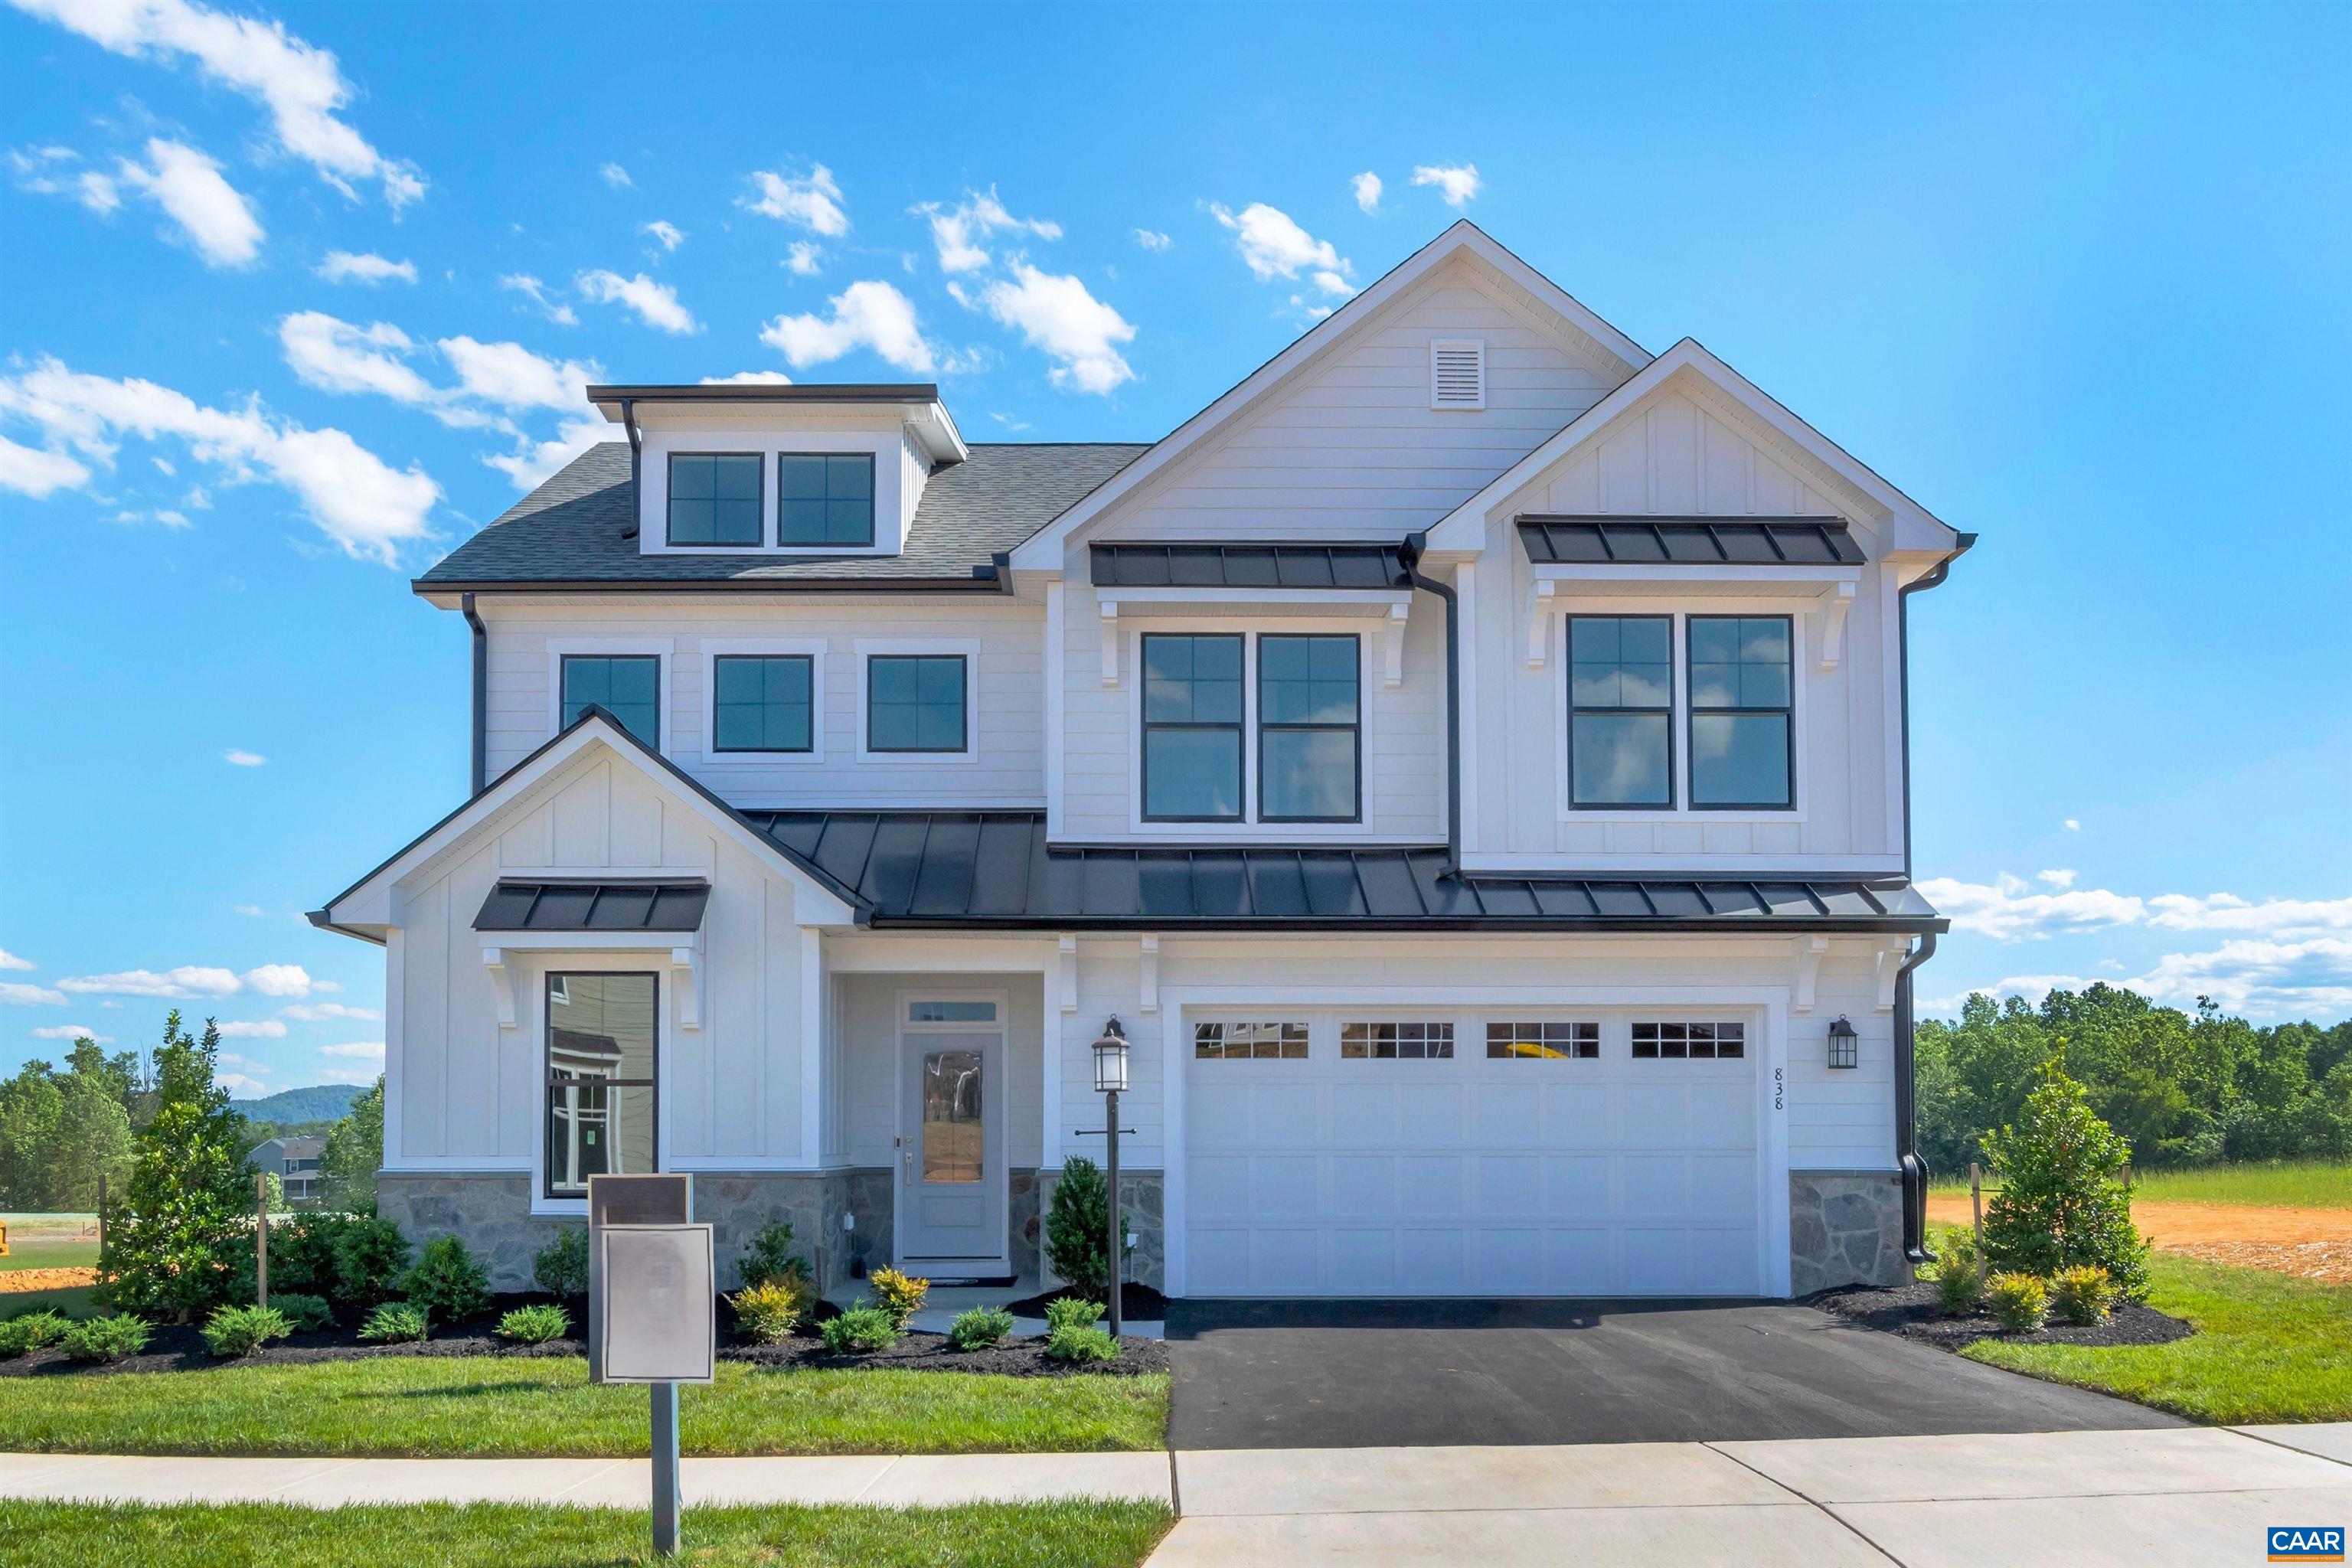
left=903, top=1148, right=913, bottom=1187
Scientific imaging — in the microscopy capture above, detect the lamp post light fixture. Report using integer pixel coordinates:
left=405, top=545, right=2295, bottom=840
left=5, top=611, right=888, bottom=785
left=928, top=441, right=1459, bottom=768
left=1091, top=1016, right=1129, bottom=1339
left=1827, top=1014, right=1860, bottom=1070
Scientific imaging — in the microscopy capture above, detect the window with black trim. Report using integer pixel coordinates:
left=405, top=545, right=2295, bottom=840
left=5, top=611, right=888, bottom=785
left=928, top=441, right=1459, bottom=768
left=866, top=654, right=967, bottom=753
left=1569, top=616, right=1673, bottom=808
left=1486, top=1021, right=1599, bottom=1060
left=1688, top=616, right=1792, bottom=808
left=1342, top=1021, right=1452, bottom=1059
left=1258, top=634, right=1360, bottom=822
left=777, top=452, right=874, bottom=547
left=1194, top=1021, right=1308, bottom=1060
left=561, top=655, right=661, bottom=748
left=712, top=654, right=813, bottom=753
left=1142, top=633, right=1244, bottom=821
left=667, top=452, right=762, bottom=547
left=1632, top=1021, right=1745, bottom=1060
left=544, top=972, right=658, bottom=1198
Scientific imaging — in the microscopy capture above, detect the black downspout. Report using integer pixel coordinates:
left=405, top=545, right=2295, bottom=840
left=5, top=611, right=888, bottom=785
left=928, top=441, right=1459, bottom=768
left=621, top=397, right=643, bottom=501
left=461, top=592, right=487, bottom=797
left=1398, top=531, right=1462, bottom=878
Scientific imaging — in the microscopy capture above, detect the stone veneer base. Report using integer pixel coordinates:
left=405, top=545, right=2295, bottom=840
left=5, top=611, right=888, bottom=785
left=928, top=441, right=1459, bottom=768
left=1788, top=1169, right=1910, bottom=1294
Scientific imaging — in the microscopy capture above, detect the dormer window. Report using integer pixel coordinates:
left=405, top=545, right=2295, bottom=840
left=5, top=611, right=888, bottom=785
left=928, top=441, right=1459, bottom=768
left=666, top=453, right=762, bottom=547
left=777, top=452, right=875, bottom=547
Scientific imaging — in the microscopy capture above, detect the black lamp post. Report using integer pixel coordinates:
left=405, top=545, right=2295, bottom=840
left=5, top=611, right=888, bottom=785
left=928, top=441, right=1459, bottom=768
left=1091, top=1016, right=1129, bottom=1340
left=1827, top=1015, right=1860, bottom=1070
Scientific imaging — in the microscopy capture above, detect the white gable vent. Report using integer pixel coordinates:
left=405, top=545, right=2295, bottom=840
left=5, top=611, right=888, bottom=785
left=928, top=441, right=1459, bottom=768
left=1429, top=338, right=1486, bottom=410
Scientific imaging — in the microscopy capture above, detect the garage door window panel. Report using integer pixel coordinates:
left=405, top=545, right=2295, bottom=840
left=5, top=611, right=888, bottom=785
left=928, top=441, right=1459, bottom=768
left=1194, top=1021, right=1308, bottom=1060
left=1341, top=1021, right=1453, bottom=1060
left=1486, top=1021, right=1599, bottom=1060
left=1632, top=1021, right=1746, bottom=1060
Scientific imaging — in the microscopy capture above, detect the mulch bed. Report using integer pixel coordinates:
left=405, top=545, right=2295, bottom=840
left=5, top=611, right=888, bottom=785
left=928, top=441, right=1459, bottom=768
left=1001, top=1282, right=1169, bottom=1325
left=1808, top=1279, right=2195, bottom=1352
left=0, top=1291, right=1164, bottom=1380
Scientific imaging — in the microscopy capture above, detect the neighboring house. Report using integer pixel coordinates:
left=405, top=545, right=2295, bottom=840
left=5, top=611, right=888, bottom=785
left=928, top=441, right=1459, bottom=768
left=253, top=1135, right=325, bottom=1205
left=314, top=221, right=1968, bottom=1299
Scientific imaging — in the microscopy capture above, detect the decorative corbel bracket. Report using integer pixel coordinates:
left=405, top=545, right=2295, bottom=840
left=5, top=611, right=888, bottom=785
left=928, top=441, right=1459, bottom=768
left=1057, top=933, right=1079, bottom=1013
left=1793, top=935, right=1831, bottom=1014
left=1525, top=580, right=1557, bottom=669
left=671, top=945, right=704, bottom=1031
left=1099, top=601, right=1120, bottom=687
left=1138, top=934, right=1160, bottom=1013
left=481, top=946, right=516, bottom=1030
left=1383, top=603, right=1410, bottom=689
left=1873, top=940, right=1908, bottom=1014
left=1818, top=580, right=1857, bottom=672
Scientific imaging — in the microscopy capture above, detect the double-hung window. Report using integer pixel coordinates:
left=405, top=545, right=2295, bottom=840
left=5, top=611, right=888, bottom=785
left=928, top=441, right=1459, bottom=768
left=1568, top=616, right=1674, bottom=808
left=1688, top=616, right=1792, bottom=808
left=712, top=654, right=813, bottom=753
left=561, top=655, right=661, bottom=748
left=544, top=972, right=658, bottom=1199
left=1258, top=634, right=1361, bottom=822
left=1142, top=633, right=1244, bottom=821
left=667, top=453, right=762, bottom=547
left=776, top=452, right=874, bottom=547
left=866, top=654, right=966, bottom=753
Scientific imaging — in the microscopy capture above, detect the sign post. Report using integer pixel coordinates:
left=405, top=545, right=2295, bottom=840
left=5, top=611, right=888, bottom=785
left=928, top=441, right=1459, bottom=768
left=588, top=1174, right=710, bottom=1558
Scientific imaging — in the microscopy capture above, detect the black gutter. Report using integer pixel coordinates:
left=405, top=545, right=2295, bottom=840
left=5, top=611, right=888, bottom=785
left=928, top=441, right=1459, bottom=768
left=619, top=397, right=642, bottom=521
left=460, top=592, right=487, bottom=797
left=1398, top=531, right=1462, bottom=877
left=1894, top=930, right=1939, bottom=1264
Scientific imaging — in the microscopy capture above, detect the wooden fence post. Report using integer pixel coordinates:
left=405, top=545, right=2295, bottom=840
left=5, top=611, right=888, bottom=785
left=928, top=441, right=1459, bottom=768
left=256, top=1172, right=270, bottom=1309
left=96, top=1172, right=107, bottom=1256
left=1969, top=1161, right=1987, bottom=1293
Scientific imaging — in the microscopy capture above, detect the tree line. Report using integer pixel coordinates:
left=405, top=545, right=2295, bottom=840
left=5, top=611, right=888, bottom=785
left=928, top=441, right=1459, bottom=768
left=1919, top=985, right=2352, bottom=1174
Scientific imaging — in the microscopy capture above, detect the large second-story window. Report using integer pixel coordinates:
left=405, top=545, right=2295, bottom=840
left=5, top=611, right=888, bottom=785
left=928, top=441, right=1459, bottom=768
left=712, top=655, right=814, bottom=753
left=1688, top=616, right=1793, bottom=808
left=777, top=452, right=875, bottom=547
left=667, top=452, right=762, bottom=547
left=1569, top=616, right=1673, bottom=807
left=1258, top=634, right=1360, bottom=822
left=561, top=655, right=661, bottom=749
left=1142, top=633, right=1244, bottom=821
left=866, top=654, right=966, bottom=753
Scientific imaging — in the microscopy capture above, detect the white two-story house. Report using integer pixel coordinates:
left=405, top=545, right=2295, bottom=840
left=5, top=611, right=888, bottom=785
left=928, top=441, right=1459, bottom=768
left=314, top=222, right=1968, bottom=1298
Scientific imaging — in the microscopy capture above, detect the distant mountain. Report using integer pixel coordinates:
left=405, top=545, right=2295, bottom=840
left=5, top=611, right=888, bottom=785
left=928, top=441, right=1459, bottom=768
left=232, top=1084, right=364, bottom=1124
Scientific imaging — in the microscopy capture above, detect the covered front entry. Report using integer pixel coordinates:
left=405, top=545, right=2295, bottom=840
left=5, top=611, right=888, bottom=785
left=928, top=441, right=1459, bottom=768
left=1181, top=1007, right=1765, bottom=1297
left=893, top=990, right=1011, bottom=1275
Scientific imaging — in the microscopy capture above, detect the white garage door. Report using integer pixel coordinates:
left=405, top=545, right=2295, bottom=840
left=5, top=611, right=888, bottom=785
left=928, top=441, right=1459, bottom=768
left=1181, top=1012, right=1762, bottom=1297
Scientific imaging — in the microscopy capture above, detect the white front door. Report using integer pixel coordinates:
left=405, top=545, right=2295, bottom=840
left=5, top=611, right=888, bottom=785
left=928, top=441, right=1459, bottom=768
left=896, top=995, right=1008, bottom=1270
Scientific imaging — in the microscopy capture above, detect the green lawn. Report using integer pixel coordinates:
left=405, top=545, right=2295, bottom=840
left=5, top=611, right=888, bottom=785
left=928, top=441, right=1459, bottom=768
left=0, top=1498, right=1174, bottom=1568
left=1, top=1236, right=100, bottom=1272
left=0, top=1356, right=1169, bottom=1457
left=1930, top=1159, right=2352, bottom=1208
left=1964, top=1251, right=2352, bottom=1423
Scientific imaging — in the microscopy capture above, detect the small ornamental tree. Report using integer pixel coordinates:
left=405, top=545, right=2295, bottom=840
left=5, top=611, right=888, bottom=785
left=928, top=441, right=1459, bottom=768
left=1044, top=1156, right=1129, bottom=1298
left=1981, top=1062, right=2151, bottom=1300
left=319, top=1076, right=384, bottom=1214
left=96, top=1011, right=256, bottom=1321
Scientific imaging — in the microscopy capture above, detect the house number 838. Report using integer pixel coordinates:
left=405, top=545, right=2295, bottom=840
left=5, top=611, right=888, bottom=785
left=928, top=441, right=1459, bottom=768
left=1773, top=1067, right=1785, bottom=1112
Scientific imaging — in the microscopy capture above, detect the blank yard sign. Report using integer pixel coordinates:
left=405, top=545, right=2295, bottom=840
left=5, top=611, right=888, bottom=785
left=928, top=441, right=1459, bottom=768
left=596, top=1223, right=714, bottom=1385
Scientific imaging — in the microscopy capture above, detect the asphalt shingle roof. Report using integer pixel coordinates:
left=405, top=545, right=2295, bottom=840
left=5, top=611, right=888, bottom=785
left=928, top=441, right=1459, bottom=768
left=416, top=441, right=1150, bottom=590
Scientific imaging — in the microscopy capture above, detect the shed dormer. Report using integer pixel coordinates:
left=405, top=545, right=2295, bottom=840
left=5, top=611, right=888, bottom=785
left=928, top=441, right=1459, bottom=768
left=589, top=384, right=967, bottom=560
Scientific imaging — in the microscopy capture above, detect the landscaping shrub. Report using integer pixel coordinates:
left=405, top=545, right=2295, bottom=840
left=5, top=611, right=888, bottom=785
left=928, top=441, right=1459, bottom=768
left=1981, top=1063, right=2151, bottom=1300
left=818, top=1303, right=898, bottom=1354
left=0, top=1309, right=73, bottom=1357
left=202, top=1304, right=293, bottom=1359
left=2050, top=1264, right=2116, bottom=1326
left=946, top=1305, right=1015, bottom=1351
left=1984, top=1272, right=2050, bottom=1333
left=1935, top=1231, right=1982, bottom=1315
left=61, top=1313, right=152, bottom=1364
left=729, top=1279, right=805, bottom=1344
left=533, top=1226, right=589, bottom=1299
left=270, top=1292, right=335, bottom=1334
left=737, top=1218, right=812, bottom=1290
left=331, top=1215, right=412, bottom=1311
left=870, top=1266, right=929, bottom=1328
left=264, top=1211, right=354, bottom=1297
left=1044, top=1296, right=1104, bottom=1333
left=358, top=1301, right=431, bottom=1343
left=95, top=1012, right=258, bottom=1322
left=403, top=1235, right=491, bottom=1325
left=496, top=1304, right=571, bottom=1344
left=1047, top=1324, right=1120, bottom=1364
left=1044, top=1158, right=1129, bottom=1298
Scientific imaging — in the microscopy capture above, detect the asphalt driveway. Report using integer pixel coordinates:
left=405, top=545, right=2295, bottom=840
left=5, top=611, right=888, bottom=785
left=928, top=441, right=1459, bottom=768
left=1165, top=1297, right=2185, bottom=1449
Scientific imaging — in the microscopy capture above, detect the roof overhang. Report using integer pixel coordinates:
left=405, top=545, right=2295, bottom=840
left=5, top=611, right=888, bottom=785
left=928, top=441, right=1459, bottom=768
left=586, top=382, right=967, bottom=465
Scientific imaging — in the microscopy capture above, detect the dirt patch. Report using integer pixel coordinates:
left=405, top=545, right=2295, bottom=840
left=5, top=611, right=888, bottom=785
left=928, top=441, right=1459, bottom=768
left=1810, top=1280, right=2194, bottom=1352
left=0, top=1269, right=96, bottom=1294
left=1926, top=1197, right=2352, bottom=1285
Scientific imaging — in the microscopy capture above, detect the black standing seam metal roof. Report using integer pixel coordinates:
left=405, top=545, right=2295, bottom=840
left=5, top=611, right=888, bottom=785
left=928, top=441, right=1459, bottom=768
left=1517, top=515, right=1867, bottom=567
left=1089, top=541, right=1412, bottom=590
left=475, top=880, right=712, bottom=933
left=738, top=811, right=1944, bottom=932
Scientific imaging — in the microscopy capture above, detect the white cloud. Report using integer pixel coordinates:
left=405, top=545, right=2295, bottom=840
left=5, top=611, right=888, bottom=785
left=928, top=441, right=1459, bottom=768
left=77, top=168, right=119, bottom=212
left=743, top=164, right=848, bottom=236
left=784, top=240, right=822, bottom=276
left=484, top=413, right=606, bottom=490
left=2064, top=818, right=2081, bottom=831
left=2036, top=868, right=2077, bottom=888
left=318, top=1040, right=385, bottom=1060
left=974, top=264, right=1135, bottom=394
left=1208, top=202, right=1354, bottom=294
left=315, top=1066, right=380, bottom=1086
left=214, top=1019, right=286, bottom=1038
left=1351, top=171, right=1382, bottom=213
left=500, top=273, right=579, bottom=327
left=599, top=162, right=632, bottom=188
left=0, top=433, right=92, bottom=497
left=279, top=1001, right=380, bottom=1022
left=1132, top=229, right=1171, bottom=252
left=13, top=0, right=425, bottom=207
left=8, top=147, right=123, bottom=215
left=29, top=1024, right=110, bottom=1041
left=278, top=312, right=438, bottom=407
left=233, top=904, right=266, bottom=916
left=240, top=963, right=315, bottom=997
left=642, top=219, right=684, bottom=251
left=1921, top=872, right=2352, bottom=942
left=915, top=187, right=1060, bottom=274
left=0, top=949, right=31, bottom=971
left=577, top=269, right=697, bottom=334
left=0, top=982, right=67, bottom=1006
left=116, top=138, right=263, bottom=266
left=2130, top=936, right=2352, bottom=1017
left=0, top=358, right=439, bottom=564
left=1410, top=162, right=1482, bottom=206
left=217, top=1071, right=270, bottom=1094
left=215, top=1051, right=270, bottom=1072
left=58, top=965, right=241, bottom=998
left=2146, top=892, right=2352, bottom=933
left=317, top=250, right=414, bottom=284
left=700, top=371, right=793, bottom=386
left=760, top=279, right=937, bottom=374
left=436, top=336, right=597, bottom=412
left=223, top=748, right=266, bottom=766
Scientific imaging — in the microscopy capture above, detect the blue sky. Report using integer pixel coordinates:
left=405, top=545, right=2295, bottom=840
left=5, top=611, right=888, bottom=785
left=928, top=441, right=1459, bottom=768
left=2, top=1, right=2347, bottom=1090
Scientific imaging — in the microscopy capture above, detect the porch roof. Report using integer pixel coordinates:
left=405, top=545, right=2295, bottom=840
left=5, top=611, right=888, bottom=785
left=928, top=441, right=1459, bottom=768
left=740, top=811, right=1945, bottom=933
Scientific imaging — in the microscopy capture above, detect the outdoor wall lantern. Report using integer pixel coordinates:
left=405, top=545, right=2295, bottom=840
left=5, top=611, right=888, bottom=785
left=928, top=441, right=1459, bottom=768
left=1828, top=1014, right=1860, bottom=1070
left=1092, top=1015, right=1130, bottom=1093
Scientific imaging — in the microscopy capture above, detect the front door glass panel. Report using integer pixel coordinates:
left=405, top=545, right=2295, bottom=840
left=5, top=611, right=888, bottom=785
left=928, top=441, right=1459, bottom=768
left=921, top=1050, right=983, bottom=1184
